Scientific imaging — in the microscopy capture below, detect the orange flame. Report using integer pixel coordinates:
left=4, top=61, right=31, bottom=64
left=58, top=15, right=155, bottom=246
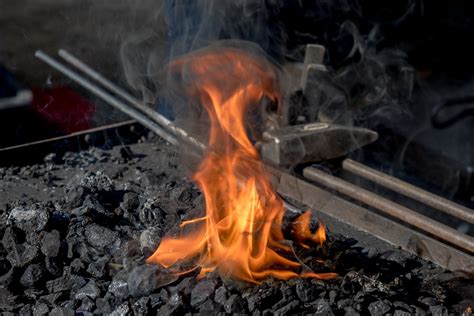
left=293, top=211, right=327, bottom=249
left=147, top=46, right=335, bottom=283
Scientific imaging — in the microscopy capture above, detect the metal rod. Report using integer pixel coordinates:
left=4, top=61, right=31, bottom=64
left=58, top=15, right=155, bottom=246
left=343, top=159, right=474, bottom=224
left=57, top=49, right=205, bottom=151
left=273, top=167, right=473, bottom=272
left=34, top=50, right=177, bottom=145
left=303, top=166, right=474, bottom=253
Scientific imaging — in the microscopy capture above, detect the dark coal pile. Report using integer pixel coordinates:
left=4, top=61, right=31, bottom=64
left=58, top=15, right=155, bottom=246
left=0, top=139, right=472, bottom=315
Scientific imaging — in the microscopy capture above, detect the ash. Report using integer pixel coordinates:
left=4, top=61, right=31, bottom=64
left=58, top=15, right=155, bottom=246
left=0, top=137, right=472, bottom=315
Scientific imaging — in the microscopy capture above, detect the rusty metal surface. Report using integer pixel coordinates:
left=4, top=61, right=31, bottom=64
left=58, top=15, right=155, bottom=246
left=303, top=166, right=474, bottom=254
left=268, top=166, right=474, bottom=273
left=343, top=159, right=474, bottom=224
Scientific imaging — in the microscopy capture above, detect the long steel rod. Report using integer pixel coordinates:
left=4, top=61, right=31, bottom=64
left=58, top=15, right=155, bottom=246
left=34, top=50, right=177, bottom=145
left=343, top=159, right=474, bottom=224
left=303, top=166, right=474, bottom=253
left=57, top=49, right=205, bottom=151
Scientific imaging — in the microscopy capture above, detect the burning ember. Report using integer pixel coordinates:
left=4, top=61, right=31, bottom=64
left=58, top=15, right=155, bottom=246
left=147, top=46, right=336, bottom=283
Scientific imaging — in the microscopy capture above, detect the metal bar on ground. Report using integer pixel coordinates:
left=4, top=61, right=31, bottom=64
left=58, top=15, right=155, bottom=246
left=270, top=166, right=473, bottom=272
left=343, top=159, right=474, bottom=224
left=34, top=50, right=177, bottom=145
left=57, top=49, right=205, bottom=151
left=303, top=166, right=474, bottom=253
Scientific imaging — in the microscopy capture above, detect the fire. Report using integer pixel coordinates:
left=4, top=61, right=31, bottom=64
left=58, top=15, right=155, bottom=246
left=147, top=45, right=335, bottom=283
left=293, top=211, right=327, bottom=249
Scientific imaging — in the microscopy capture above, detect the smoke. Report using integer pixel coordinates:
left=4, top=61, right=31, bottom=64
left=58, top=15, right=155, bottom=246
left=119, top=1, right=418, bottom=130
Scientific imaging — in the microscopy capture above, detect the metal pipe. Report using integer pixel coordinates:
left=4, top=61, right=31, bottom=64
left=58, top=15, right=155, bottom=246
left=57, top=49, right=205, bottom=151
left=34, top=50, right=178, bottom=145
left=303, top=166, right=474, bottom=253
left=343, top=159, right=474, bottom=224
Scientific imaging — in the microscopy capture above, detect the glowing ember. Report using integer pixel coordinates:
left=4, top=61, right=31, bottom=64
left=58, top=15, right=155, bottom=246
left=293, top=211, right=327, bottom=249
left=147, top=46, right=335, bottom=283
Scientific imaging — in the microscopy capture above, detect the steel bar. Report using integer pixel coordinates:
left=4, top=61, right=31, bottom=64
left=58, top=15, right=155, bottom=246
left=343, top=159, right=474, bottom=224
left=57, top=49, right=205, bottom=151
left=269, top=166, right=473, bottom=272
left=303, top=166, right=474, bottom=253
left=35, top=50, right=177, bottom=145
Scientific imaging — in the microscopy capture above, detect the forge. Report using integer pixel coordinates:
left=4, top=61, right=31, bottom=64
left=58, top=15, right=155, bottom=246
left=1, top=1, right=474, bottom=315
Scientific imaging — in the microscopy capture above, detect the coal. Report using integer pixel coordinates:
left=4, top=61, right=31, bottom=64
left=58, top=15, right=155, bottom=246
left=20, top=264, right=45, bottom=288
left=85, top=224, right=119, bottom=252
left=0, top=140, right=471, bottom=315
left=7, top=243, right=39, bottom=267
left=127, top=264, right=159, bottom=297
left=40, top=230, right=60, bottom=257
left=108, top=278, right=129, bottom=298
left=368, top=299, right=392, bottom=316
left=224, top=294, right=246, bottom=313
left=7, top=205, right=49, bottom=233
left=190, top=279, right=217, bottom=307
left=74, top=280, right=100, bottom=300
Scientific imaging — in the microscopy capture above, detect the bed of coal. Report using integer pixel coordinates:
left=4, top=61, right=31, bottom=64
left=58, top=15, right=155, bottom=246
left=0, top=135, right=472, bottom=316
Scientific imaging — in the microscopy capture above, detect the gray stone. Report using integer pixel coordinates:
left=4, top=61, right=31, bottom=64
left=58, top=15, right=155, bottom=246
left=190, top=279, right=217, bottom=307
left=7, top=206, right=49, bottom=233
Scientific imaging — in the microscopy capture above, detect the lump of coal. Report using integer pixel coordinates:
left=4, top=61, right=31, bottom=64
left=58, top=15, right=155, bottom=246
left=224, top=294, right=246, bottom=314
left=313, top=299, right=333, bottom=315
left=108, top=278, right=129, bottom=298
left=86, top=256, right=108, bottom=278
left=214, top=285, right=228, bottom=305
left=368, top=300, right=392, bottom=316
left=190, top=279, right=217, bottom=307
left=85, top=224, right=119, bottom=252
left=20, top=264, right=45, bottom=288
left=74, top=280, right=100, bottom=300
left=40, top=230, right=60, bottom=257
left=110, top=302, right=130, bottom=316
left=127, top=264, right=159, bottom=297
left=7, top=243, right=39, bottom=267
left=80, top=171, right=114, bottom=192
left=139, top=227, right=161, bottom=253
left=49, top=307, right=75, bottom=316
left=7, top=206, right=49, bottom=233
